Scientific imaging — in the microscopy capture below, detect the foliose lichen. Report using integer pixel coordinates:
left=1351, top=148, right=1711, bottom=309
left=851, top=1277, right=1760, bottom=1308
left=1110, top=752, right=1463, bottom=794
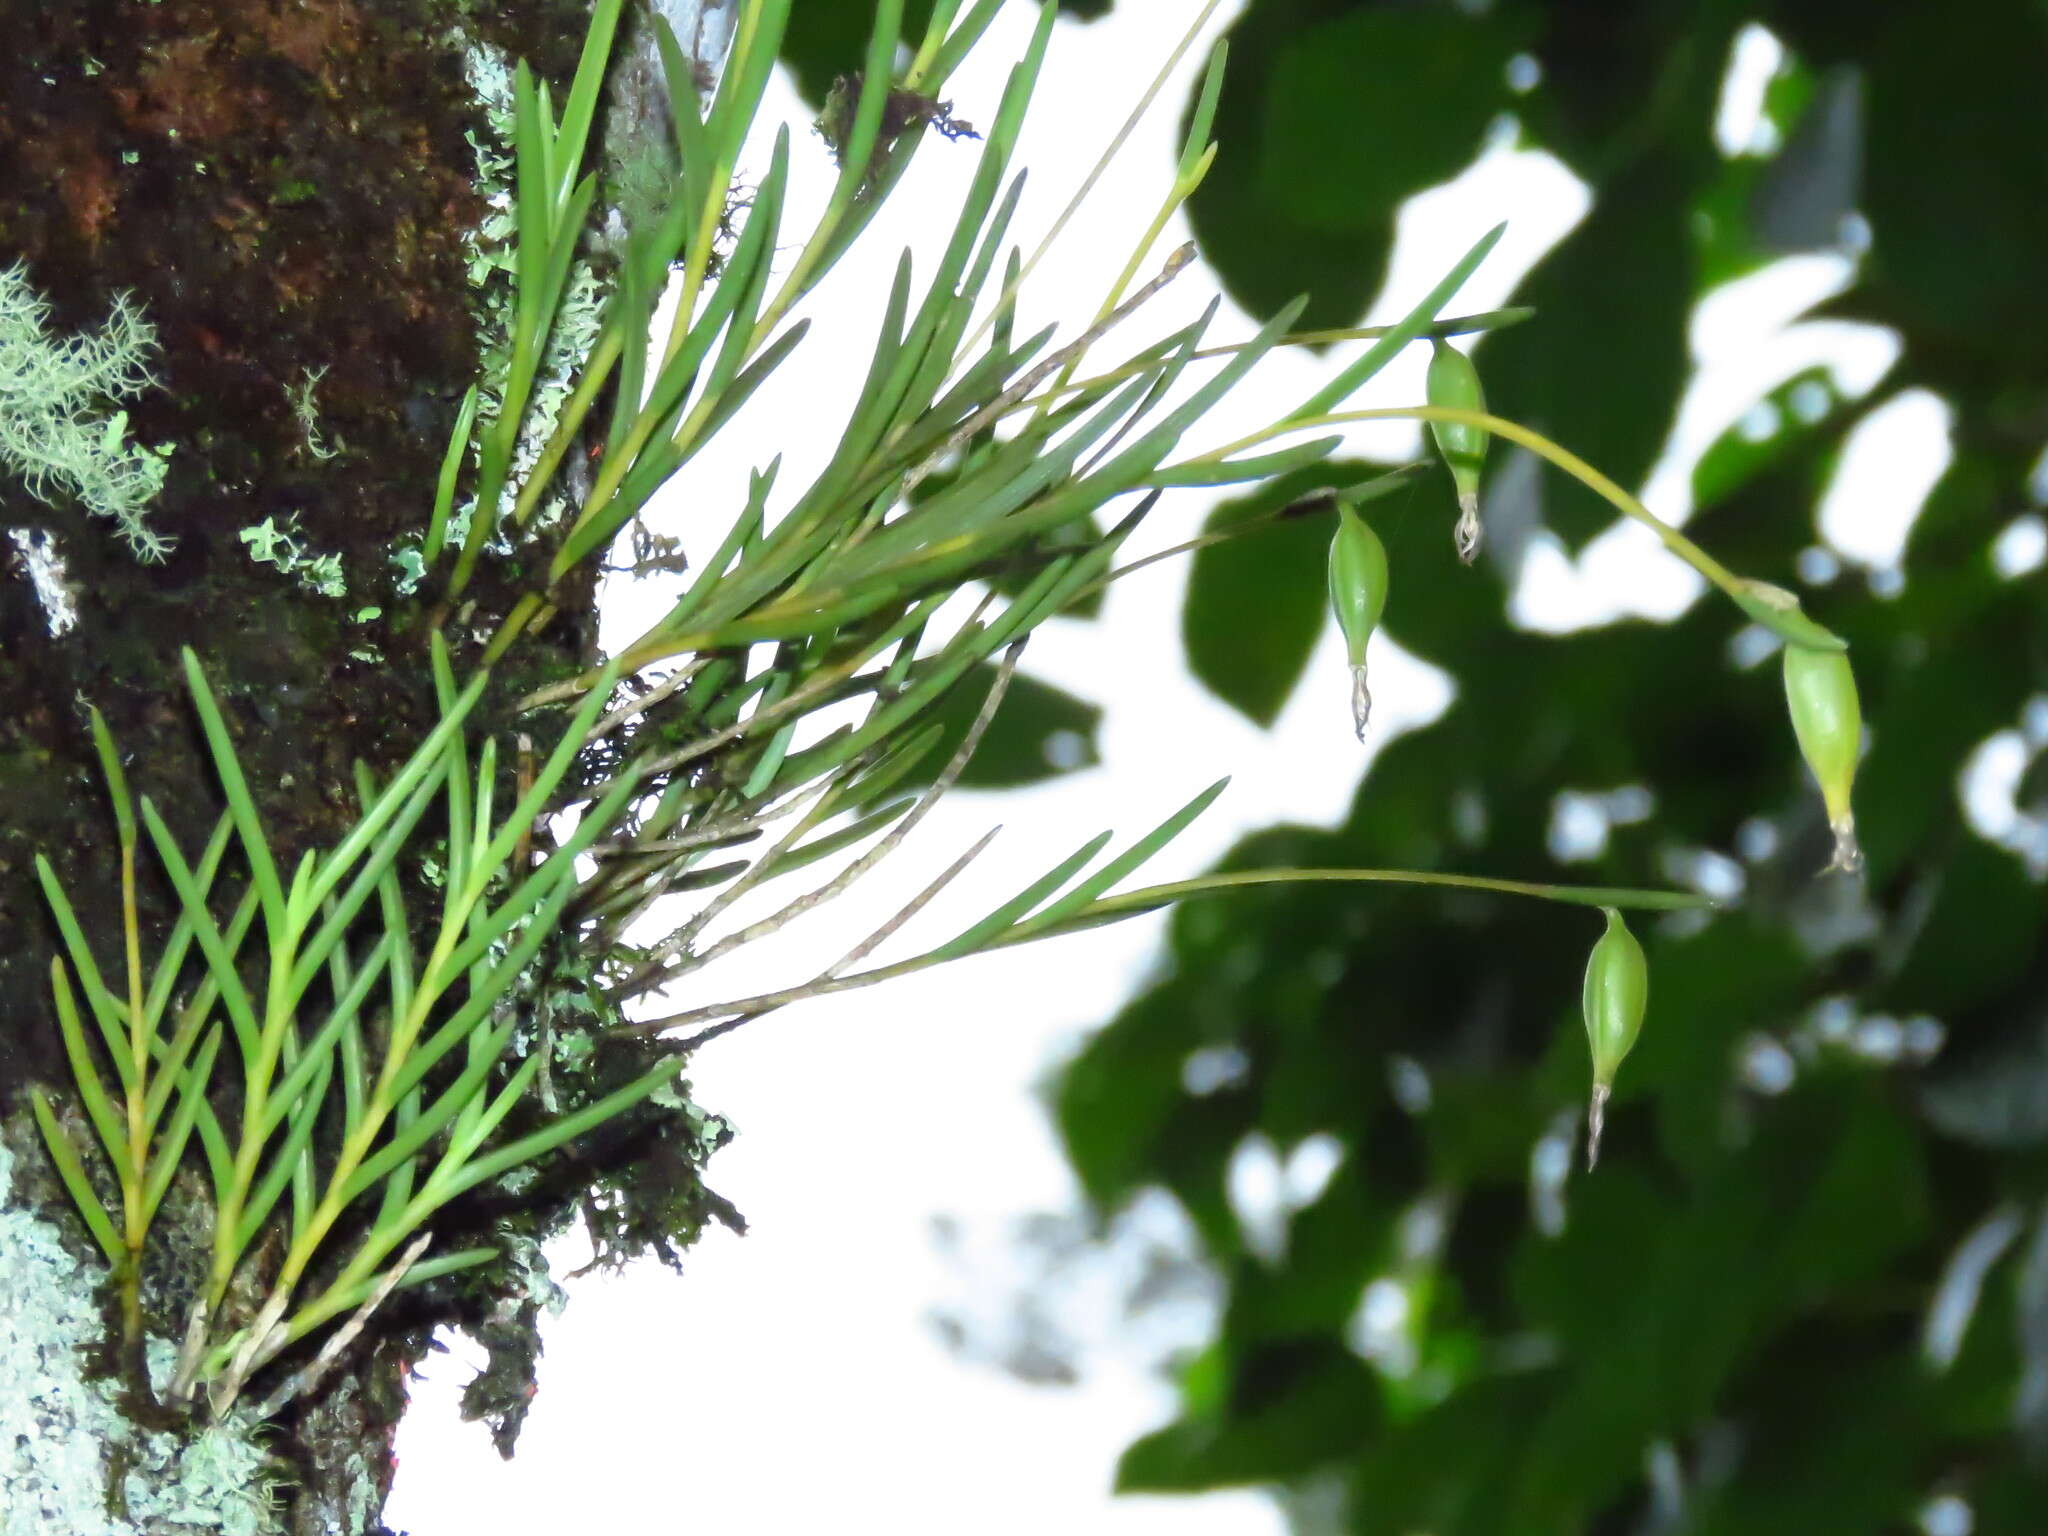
left=238, top=514, right=348, bottom=598
left=452, top=36, right=607, bottom=550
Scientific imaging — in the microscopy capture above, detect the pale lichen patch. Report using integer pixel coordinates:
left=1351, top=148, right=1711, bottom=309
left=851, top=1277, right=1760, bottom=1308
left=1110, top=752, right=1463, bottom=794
left=7, top=526, right=81, bottom=636
left=0, top=1141, right=284, bottom=1536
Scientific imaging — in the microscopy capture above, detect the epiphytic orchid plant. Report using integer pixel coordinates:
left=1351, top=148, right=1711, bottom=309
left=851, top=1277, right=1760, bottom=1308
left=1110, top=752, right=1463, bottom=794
left=29, top=0, right=1855, bottom=1420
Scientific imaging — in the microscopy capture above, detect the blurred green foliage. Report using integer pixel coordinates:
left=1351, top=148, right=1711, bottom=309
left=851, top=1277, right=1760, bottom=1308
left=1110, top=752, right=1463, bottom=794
left=776, top=0, right=1109, bottom=108
left=1037, top=1, right=2048, bottom=1531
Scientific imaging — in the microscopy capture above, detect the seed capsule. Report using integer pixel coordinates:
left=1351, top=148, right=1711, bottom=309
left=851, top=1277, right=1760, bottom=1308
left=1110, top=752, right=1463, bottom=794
left=1426, top=339, right=1488, bottom=562
left=1782, top=641, right=1864, bottom=873
left=1581, top=907, right=1647, bottom=1168
left=1326, top=501, right=1389, bottom=741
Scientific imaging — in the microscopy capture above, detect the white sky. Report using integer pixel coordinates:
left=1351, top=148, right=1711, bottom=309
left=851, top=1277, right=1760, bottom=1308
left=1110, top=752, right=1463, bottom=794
left=385, top=8, right=1931, bottom=1534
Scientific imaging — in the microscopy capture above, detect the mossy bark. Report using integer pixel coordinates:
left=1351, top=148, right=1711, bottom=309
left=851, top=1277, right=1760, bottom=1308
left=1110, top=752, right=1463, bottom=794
left=0, top=3, right=692, bottom=1530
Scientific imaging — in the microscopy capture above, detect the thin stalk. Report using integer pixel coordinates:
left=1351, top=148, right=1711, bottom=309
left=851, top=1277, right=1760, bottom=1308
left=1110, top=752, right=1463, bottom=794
left=1187, top=405, right=1847, bottom=650
left=116, top=829, right=148, bottom=1340
left=1053, top=308, right=1534, bottom=401
left=1025, top=154, right=1210, bottom=431
left=616, top=868, right=1715, bottom=1038
left=959, top=0, right=1226, bottom=360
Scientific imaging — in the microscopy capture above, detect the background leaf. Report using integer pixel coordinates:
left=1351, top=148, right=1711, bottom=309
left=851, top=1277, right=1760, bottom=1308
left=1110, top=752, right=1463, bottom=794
left=1180, top=476, right=1349, bottom=727
left=1186, top=2, right=1515, bottom=332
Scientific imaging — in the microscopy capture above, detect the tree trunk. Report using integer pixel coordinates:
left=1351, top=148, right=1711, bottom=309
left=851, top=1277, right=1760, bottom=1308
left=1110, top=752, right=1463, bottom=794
left=0, top=3, right=734, bottom=1529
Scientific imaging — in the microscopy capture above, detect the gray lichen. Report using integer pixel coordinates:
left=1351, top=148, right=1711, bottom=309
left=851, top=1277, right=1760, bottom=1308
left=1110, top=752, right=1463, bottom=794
left=454, top=37, right=606, bottom=547
left=0, top=1140, right=284, bottom=1536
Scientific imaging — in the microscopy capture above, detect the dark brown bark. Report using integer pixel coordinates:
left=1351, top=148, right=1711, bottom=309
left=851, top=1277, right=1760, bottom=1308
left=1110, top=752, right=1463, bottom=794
left=0, top=4, right=697, bottom=1529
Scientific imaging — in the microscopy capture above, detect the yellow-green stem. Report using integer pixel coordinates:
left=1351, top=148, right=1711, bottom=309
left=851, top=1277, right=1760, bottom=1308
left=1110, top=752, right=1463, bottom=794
left=957, top=0, right=1226, bottom=363
left=1016, top=868, right=1722, bottom=933
left=207, top=931, right=300, bottom=1308
left=1191, top=406, right=1750, bottom=606
left=1029, top=165, right=1199, bottom=430
left=118, top=842, right=148, bottom=1340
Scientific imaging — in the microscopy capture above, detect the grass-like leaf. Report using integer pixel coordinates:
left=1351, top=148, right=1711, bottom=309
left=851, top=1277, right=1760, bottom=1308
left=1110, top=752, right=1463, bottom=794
left=30, top=1087, right=123, bottom=1265
left=934, top=831, right=1114, bottom=961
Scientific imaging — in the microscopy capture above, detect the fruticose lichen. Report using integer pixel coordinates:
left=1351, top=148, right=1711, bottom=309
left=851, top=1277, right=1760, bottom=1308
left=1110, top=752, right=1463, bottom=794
left=0, top=1141, right=282, bottom=1536
left=0, top=261, right=173, bottom=561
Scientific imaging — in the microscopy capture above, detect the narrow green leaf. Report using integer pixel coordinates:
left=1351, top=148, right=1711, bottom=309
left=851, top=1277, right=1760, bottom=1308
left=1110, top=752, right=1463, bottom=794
left=343, top=1023, right=517, bottom=1203
left=911, top=0, right=967, bottom=72
left=653, top=16, right=712, bottom=237
left=310, top=1247, right=498, bottom=1323
left=917, top=0, right=1008, bottom=89
left=696, top=129, right=792, bottom=411
left=30, top=1087, right=123, bottom=1265
left=286, top=740, right=449, bottom=1008
left=664, top=458, right=777, bottom=631
left=552, top=0, right=626, bottom=212
left=443, top=1051, right=545, bottom=1170
left=182, top=648, right=288, bottom=933
left=49, top=961, right=130, bottom=1171
left=1287, top=223, right=1505, bottom=425
left=305, top=646, right=486, bottom=913
left=86, top=706, right=136, bottom=851
left=139, top=797, right=260, bottom=1060
left=1082, top=297, right=1302, bottom=494
left=1146, top=436, right=1341, bottom=488
left=34, top=854, right=134, bottom=1079
left=459, top=660, right=622, bottom=913
left=143, top=1023, right=222, bottom=1226
left=700, top=0, right=793, bottom=259
left=446, top=1054, right=683, bottom=1199
left=390, top=879, right=585, bottom=1110
left=423, top=384, right=480, bottom=566
left=1035, top=779, right=1230, bottom=927
left=605, top=253, right=653, bottom=462
left=141, top=811, right=234, bottom=1034
left=193, top=1095, right=232, bottom=1204
left=236, top=1048, right=332, bottom=1252
left=445, top=762, right=641, bottom=984
left=558, top=315, right=811, bottom=577
left=143, top=883, right=258, bottom=1129
left=823, top=0, right=907, bottom=214
left=1178, top=42, right=1228, bottom=185
left=933, top=832, right=1115, bottom=961
left=263, top=935, right=393, bottom=1141
left=510, top=60, right=551, bottom=336
left=754, top=800, right=915, bottom=881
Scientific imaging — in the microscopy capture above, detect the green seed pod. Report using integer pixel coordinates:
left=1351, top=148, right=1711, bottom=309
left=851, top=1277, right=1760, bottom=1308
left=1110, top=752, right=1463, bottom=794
left=1425, top=339, right=1488, bottom=563
left=1581, top=907, right=1647, bottom=1168
left=1783, top=641, right=1864, bottom=873
left=1326, top=501, right=1389, bottom=741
